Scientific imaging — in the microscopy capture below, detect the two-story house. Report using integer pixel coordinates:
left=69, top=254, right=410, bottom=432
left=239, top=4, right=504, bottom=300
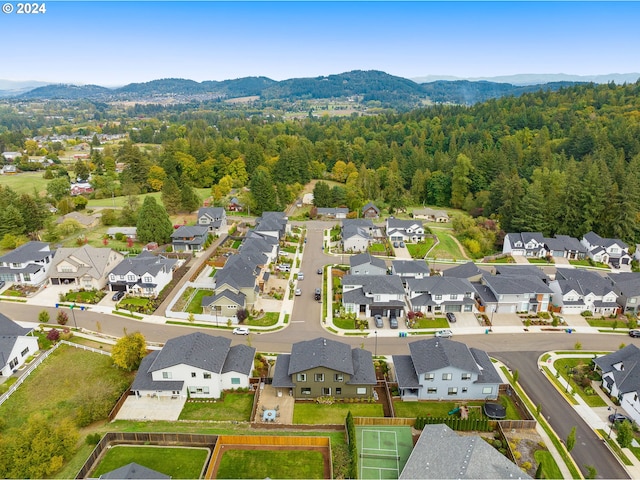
left=392, top=338, right=502, bottom=401
left=350, top=252, right=387, bottom=276
left=342, top=274, right=406, bottom=318
left=131, top=332, right=255, bottom=399
left=594, top=345, right=640, bottom=425
left=502, top=232, right=547, bottom=258
left=544, top=235, right=587, bottom=260
left=362, top=202, right=380, bottom=219
left=0, top=313, right=39, bottom=377
left=0, top=241, right=54, bottom=286
left=406, top=276, right=477, bottom=314
left=391, top=260, right=430, bottom=286
left=272, top=337, right=376, bottom=399
left=107, top=251, right=177, bottom=297
left=581, top=231, right=632, bottom=268
left=197, top=207, right=227, bottom=234
left=549, top=268, right=619, bottom=315
left=386, top=218, right=425, bottom=243
left=171, top=226, right=210, bottom=252
left=48, top=245, right=124, bottom=290
left=478, top=273, right=552, bottom=313
left=608, top=272, right=640, bottom=314
left=341, top=219, right=378, bottom=253
left=254, top=212, right=289, bottom=240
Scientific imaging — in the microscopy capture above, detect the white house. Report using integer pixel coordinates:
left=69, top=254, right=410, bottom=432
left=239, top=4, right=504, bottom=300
left=107, top=251, right=177, bottom=297
left=0, top=313, right=39, bottom=377
left=131, top=332, right=256, bottom=399
left=549, top=269, right=619, bottom=315
left=386, top=218, right=425, bottom=243
left=502, top=232, right=547, bottom=257
left=341, top=219, right=378, bottom=253
left=406, top=276, right=477, bottom=314
left=197, top=207, right=227, bottom=233
left=342, top=274, right=406, bottom=318
left=0, top=241, right=54, bottom=286
left=594, top=345, right=640, bottom=426
left=350, top=252, right=387, bottom=276
left=581, top=231, right=631, bottom=268
left=478, top=273, right=552, bottom=314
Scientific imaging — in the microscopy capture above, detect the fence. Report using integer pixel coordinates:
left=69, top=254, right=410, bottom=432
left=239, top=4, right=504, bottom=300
left=75, top=432, right=218, bottom=479
left=354, top=417, right=415, bottom=427
left=0, top=339, right=109, bottom=407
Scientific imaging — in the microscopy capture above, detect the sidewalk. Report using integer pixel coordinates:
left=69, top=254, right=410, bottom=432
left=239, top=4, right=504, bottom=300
left=540, top=352, right=640, bottom=478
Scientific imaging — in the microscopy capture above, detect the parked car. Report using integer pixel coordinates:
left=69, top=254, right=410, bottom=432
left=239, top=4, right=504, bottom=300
left=112, top=290, right=125, bottom=301
left=277, top=264, right=290, bottom=272
left=297, top=272, right=304, bottom=280
left=435, top=329, right=453, bottom=338
left=295, top=288, right=302, bottom=296
left=317, top=268, right=323, bottom=275
left=374, top=314, right=383, bottom=328
left=314, top=288, right=321, bottom=301
left=389, top=315, right=398, bottom=329
left=0, top=280, right=5, bottom=290
left=399, top=241, right=405, bottom=248
left=232, top=327, right=250, bottom=335
left=629, top=330, right=640, bottom=338
left=393, top=241, right=399, bottom=248
left=446, top=312, right=457, bottom=323
left=608, top=413, right=632, bottom=423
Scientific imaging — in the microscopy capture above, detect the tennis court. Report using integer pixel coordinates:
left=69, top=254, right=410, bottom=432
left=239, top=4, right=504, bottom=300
left=356, top=426, right=413, bottom=479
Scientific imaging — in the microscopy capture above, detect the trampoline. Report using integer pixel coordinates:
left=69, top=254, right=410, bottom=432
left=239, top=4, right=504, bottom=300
left=483, top=402, right=506, bottom=419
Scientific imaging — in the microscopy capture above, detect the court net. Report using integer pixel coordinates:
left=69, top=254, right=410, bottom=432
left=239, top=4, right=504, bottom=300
left=360, top=453, right=400, bottom=461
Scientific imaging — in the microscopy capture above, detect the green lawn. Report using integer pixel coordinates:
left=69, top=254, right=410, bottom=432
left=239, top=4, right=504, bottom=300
left=87, top=188, right=210, bottom=209
left=553, top=358, right=607, bottom=407
left=534, top=450, right=563, bottom=480
left=430, top=231, right=466, bottom=260
left=293, top=403, right=383, bottom=424
left=333, top=317, right=361, bottom=329
left=216, top=449, right=325, bottom=479
left=0, top=171, right=51, bottom=195
left=394, top=397, right=521, bottom=420
left=91, top=446, right=208, bottom=479
left=585, top=317, right=630, bottom=330
left=246, top=312, right=279, bottom=327
left=410, top=317, right=449, bottom=329
left=60, top=289, right=105, bottom=304
left=528, top=258, right=553, bottom=264
left=406, top=241, right=434, bottom=259
left=178, top=393, right=254, bottom=421
left=185, top=289, right=214, bottom=314
left=368, top=243, right=387, bottom=253
left=489, top=256, right=515, bottom=264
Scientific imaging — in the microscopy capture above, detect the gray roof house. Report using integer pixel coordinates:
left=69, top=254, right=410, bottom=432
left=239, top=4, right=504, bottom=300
left=316, top=207, right=349, bottom=219
left=581, top=231, right=631, bottom=268
left=392, top=338, right=502, bottom=401
left=412, top=207, right=449, bottom=223
left=171, top=225, right=209, bottom=252
left=342, top=274, right=406, bottom=318
left=362, top=202, right=380, bottom=218
left=48, top=245, right=125, bottom=290
left=502, top=232, right=547, bottom=258
left=386, top=217, right=425, bottom=243
left=443, top=261, right=484, bottom=282
left=350, top=252, right=387, bottom=275
left=544, top=234, right=587, bottom=260
left=272, top=337, right=376, bottom=398
left=594, top=344, right=640, bottom=425
left=549, top=269, right=619, bottom=315
left=0, top=241, right=54, bottom=286
left=100, top=462, right=170, bottom=479
left=0, top=313, right=39, bottom=377
left=214, top=252, right=263, bottom=308
left=391, top=260, right=430, bottom=285
left=406, top=277, right=477, bottom=314
left=478, top=273, right=552, bottom=314
left=608, top=272, right=640, bottom=314
left=131, top=332, right=255, bottom=399
left=341, top=219, right=378, bottom=253
left=197, top=207, right=227, bottom=233
left=400, top=424, right=530, bottom=479
left=254, top=211, right=288, bottom=239
left=201, top=289, right=247, bottom=319
left=107, top=251, right=177, bottom=297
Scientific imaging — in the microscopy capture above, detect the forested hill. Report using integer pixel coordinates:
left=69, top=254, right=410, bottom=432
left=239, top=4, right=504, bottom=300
left=17, top=70, right=582, bottom=107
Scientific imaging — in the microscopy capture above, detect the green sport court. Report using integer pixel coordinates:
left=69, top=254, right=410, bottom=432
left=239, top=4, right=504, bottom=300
left=356, top=426, right=413, bottom=479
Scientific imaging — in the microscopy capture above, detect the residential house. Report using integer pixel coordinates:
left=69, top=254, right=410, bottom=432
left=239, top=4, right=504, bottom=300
left=494, top=265, right=551, bottom=285
left=544, top=235, right=587, bottom=260
left=391, top=260, right=430, bottom=286
left=201, top=290, right=246, bottom=320
left=56, top=211, right=100, bottom=229
left=272, top=337, right=376, bottom=399
left=227, top=197, right=243, bottom=212
left=131, top=332, right=255, bottom=399
left=1, top=151, right=21, bottom=162
left=406, top=277, right=477, bottom=314
left=608, top=272, right=640, bottom=314
left=594, top=345, right=640, bottom=426
left=350, top=252, right=387, bottom=276
left=400, top=424, right=529, bottom=479
left=0, top=241, right=54, bottom=286
left=106, top=227, right=137, bottom=240
left=502, top=232, right=547, bottom=258
left=341, top=219, right=378, bottom=253
left=413, top=207, right=449, bottom=223
left=386, top=217, right=425, bottom=243
left=316, top=207, right=349, bottom=219
left=361, top=202, right=380, bottom=219
left=477, top=273, right=552, bottom=313
left=254, top=211, right=289, bottom=240
left=197, top=207, right=227, bottom=233
left=443, top=262, right=484, bottom=282
left=107, top=251, right=177, bottom=297
left=48, top=245, right=125, bottom=290
left=1, top=165, right=17, bottom=175
left=213, top=252, right=265, bottom=309
left=302, top=193, right=314, bottom=205
left=240, top=232, right=279, bottom=264
left=549, top=269, right=619, bottom=315
left=100, top=463, right=170, bottom=480
left=581, top=231, right=632, bottom=268
left=70, top=182, right=93, bottom=196
left=342, top=274, right=406, bottom=318
left=171, top=226, right=209, bottom=253
left=0, top=313, right=39, bottom=377
left=392, top=338, right=502, bottom=401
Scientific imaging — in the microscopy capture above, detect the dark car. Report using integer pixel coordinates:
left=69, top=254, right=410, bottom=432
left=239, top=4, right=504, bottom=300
left=314, top=288, right=321, bottom=301
left=608, top=413, right=632, bottom=423
left=112, top=290, right=125, bottom=301
left=446, top=312, right=457, bottom=323
left=374, top=314, right=383, bottom=328
left=317, top=268, right=323, bottom=275
left=629, top=330, right=640, bottom=338
left=389, top=315, right=398, bottom=329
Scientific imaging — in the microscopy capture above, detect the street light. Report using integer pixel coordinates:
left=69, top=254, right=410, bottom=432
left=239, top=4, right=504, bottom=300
left=608, top=405, right=618, bottom=438
left=69, top=303, right=78, bottom=329
left=374, top=330, right=378, bottom=357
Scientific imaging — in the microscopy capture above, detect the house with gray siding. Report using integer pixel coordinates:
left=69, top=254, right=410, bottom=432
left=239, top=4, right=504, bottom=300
left=581, top=231, right=631, bottom=268
left=171, top=226, right=209, bottom=252
left=391, top=260, right=430, bottom=286
left=406, top=276, right=477, bottom=314
left=549, top=269, right=619, bottom=315
left=608, top=272, right=640, bottom=314
left=272, top=337, right=376, bottom=399
left=478, top=273, right=552, bottom=314
left=392, top=338, right=502, bottom=401
left=197, top=207, right=227, bottom=233
left=350, top=252, right=387, bottom=276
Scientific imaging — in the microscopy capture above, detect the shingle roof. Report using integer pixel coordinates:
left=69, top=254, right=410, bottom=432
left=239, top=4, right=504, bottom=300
left=342, top=275, right=405, bottom=295
left=51, top=246, right=121, bottom=280
left=347, top=348, right=377, bottom=385
left=350, top=252, right=387, bottom=270
left=131, top=351, right=184, bottom=392
left=392, top=355, right=420, bottom=388
left=0, top=241, right=51, bottom=264
left=148, top=333, right=231, bottom=374
left=443, top=262, right=483, bottom=279
left=288, top=337, right=357, bottom=375
left=0, top=313, right=33, bottom=336
left=387, top=218, right=422, bottom=230
left=584, top=231, right=628, bottom=250
left=171, top=225, right=209, bottom=239
left=408, top=338, right=480, bottom=375
left=407, top=276, right=477, bottom=296
left=272, top=354, right=295, bottom=388
left=482, top=274, right=552, bottom=295
left=198, top=207, right=225, bottom=220
left=201, top=290, right=246, bottom=308
left=609, top=272, right=640, bottom=297
left=392, top=260, right=430, bottom=275
left=100, top=462, right=171, bottom=479
left=494, top=265, right=550, bottom=283
left=594, top=345, right=640, bottom=396
left=221, top=344, right=256, bottom=375
left=555, top=269, right=616, bottom=297
left=109, top=252, right=176, bottom=277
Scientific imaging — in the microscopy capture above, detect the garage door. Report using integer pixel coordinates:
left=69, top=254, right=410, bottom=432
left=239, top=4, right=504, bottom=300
left=445, top=305, right=462, bottom=313
left=497, top=305, right=516, bottom=313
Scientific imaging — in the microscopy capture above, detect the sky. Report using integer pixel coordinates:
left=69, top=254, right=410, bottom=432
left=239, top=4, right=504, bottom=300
left=1, top=1, right=639, bottom=85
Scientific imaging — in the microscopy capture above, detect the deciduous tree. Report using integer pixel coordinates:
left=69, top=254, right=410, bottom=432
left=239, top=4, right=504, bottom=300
left=111, top=331, right=148, bottom=371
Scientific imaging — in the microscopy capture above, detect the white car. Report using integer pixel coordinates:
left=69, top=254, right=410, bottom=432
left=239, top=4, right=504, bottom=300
left=295, top=288, right=302, bottom=296
left=435, top=329, right=453, bottom=338
left=297, top=272, right=304, bottom=280
left=232, top=327, right=250, bottom=335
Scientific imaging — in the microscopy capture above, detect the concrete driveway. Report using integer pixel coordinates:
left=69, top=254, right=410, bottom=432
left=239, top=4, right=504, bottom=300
left=116, top=394, right=187, bottom=421
left=450, top=312, right=480, bottom=329
left=489, top=313, right=523, bottom=327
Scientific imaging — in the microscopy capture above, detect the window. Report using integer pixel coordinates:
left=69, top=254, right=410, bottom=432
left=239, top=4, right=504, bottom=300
left=334, top=374, right=344, bottom=382
left=162, top=372, right=172, bottom=379
left=23, top=274, right=30, bottom=282
left=322, top=387, right=331, bottom=395
left=9, top=358, right=18, bottom=369
left=21, top=347, right=29, bottom=357
left=110, top=274, right=116, bottom=281
left=301, top=388, right=311, bottom=395
left=450, top=294, right=457, bottom=300
left=442, top=373, right=452, bottom=381
left=336, top=388, right=342, bottom=395
left=465, top=292, right=472, bottom=298
left=448, top=387, right=458, bottom=395
left=204, top=373, right=211, bottom=379
left=424, top=373, right=434, bottom=381
left=356, top=387, right=367, bottom=395
left=427, top=387, right=437, bottom=394
left=314, top=373, right=325, bottom=382
left=482, top=387, right=493, bottom=395
left=144, top=276, right=153, bottom=283
left=462, top=387, right=468, bottom=393
left=231, top=378, right=241, bottom=385
left=296, top=373, right=307, bottom=382
left=434, top=294, right=442, bottom=300
left=127, top=274, right=136, bottom=281
left=191, top=372, right=197, bottom=378
left=461, top=373, right=471, bottom=380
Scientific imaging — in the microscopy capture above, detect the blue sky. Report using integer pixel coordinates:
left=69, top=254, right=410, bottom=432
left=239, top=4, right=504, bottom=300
left=2, top=1, right=639, bottom=85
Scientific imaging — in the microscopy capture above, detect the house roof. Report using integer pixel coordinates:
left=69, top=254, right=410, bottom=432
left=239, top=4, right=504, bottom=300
left=109, top=252, right=176, bottom=278
left=100, top=462, right=171, bottom=479
left=201, top=289, right=246, bottom=308
left=130, top=351, right=184, bottom=392
left=413, top=207, right=448, bottom=218
left=106, top=227, right=137, bottom=236
left=0, top=313, right=33, bottom=336
left=343, top=274, right=405, bottom=295
left=288, top=337, right=355, bottom=375
left=443, top=262, right=483, bottom=279
left=584, top=231, right=628, bottom=250
left=350, top=252, right=387, bottom=270
left=198, top=206, right=225, bottom=220
left=392, top=260, right=430, bottom=275
left=482, top=274, right=552, bottom=295
left=347, top=348, right=377, bottom=385
left=56, top=211, right=98, bottom=227
left=272, top=354, right=296, bottom=388
left=408, top=338, right=481, bottom=375
left=555, top=269, right=616, bottom=298
left=387, top=217, right=422, bottom=230
left=171, top=225, right=209, bottom=239
left=407, top=276, right=476, bottom=296
left=594, top=345, right=640, bottom=396
left=51, top=246, right=122, bottom=281
left=215, top=254, right=259, bottom=290
left=609, top=272, right=640, bottom=297
left=495, top=265, right=550, bottom=283
left=551, top=235, right=587, bottom=253
left=317, top=207, right=349, bottom=216
left=221, top=344, right=256, bottom=375
left=399, top=424, right=530, bottom=479
left=0, top=241, right=51, bottom=264
left=148, top=332, right=232, bottom=374
left=362, top=202, right=380, bottom=213
left=392, top=355, right=420, bottom=388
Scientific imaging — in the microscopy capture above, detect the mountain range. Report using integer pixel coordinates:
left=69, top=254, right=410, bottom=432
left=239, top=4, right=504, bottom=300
left=2, top=70, right=638, bottom=107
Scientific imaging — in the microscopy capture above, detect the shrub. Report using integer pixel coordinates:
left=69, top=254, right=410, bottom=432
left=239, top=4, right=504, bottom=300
left=56, top=311, right=69, bottom=325
left=85, top=433, right=102, bottom=445
left=521, top=461, right=532, bottom=471
left=581, top=310, right=593, bottom=317
left=38, top=310, right=50, bottom=323
left=46, top=329, right=60, bottom=342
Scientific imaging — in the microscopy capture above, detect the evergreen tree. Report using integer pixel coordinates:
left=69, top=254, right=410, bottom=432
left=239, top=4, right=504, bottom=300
left=180, top=182, right=201, bottom=213
left=161, top=176, right=182, bottom=214
left=136, top=196, right=173, bottom=244
left=450, top=153, right=474, bottom=209
left=249, top=166, right=278, bottom=215
left=313, top=181, right=332, bottom=208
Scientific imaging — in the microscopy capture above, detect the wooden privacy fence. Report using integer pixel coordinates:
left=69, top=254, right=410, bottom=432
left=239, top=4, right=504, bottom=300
left=354, top=416, right=415, bottom=427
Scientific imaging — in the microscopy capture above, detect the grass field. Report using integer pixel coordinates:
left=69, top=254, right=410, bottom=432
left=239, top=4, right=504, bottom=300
left=293, top=403, right=383, bottom=424
left=429, top=230, right=467, bottom=260
left=393, top=397, right=521, bottom=420
left=185, top=289, right=215, bottom=314
left=216, top=449, right=325, bottom=479
left=534, top=450, right=563, bottom=479
left=246, top=312, right=279, bottom=327
left=406, top=241, right=434, bottom=259
left=0, top=171, right=51, bottom=195
left=86, top=188, right=210, bottom=209
left=410, top=317, right=449, bottom=329
left=91, top=445, right=208, bottom=479
left=178, top=393, right=254, bottom=421
left=553, top=358, right=607, bottom=407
